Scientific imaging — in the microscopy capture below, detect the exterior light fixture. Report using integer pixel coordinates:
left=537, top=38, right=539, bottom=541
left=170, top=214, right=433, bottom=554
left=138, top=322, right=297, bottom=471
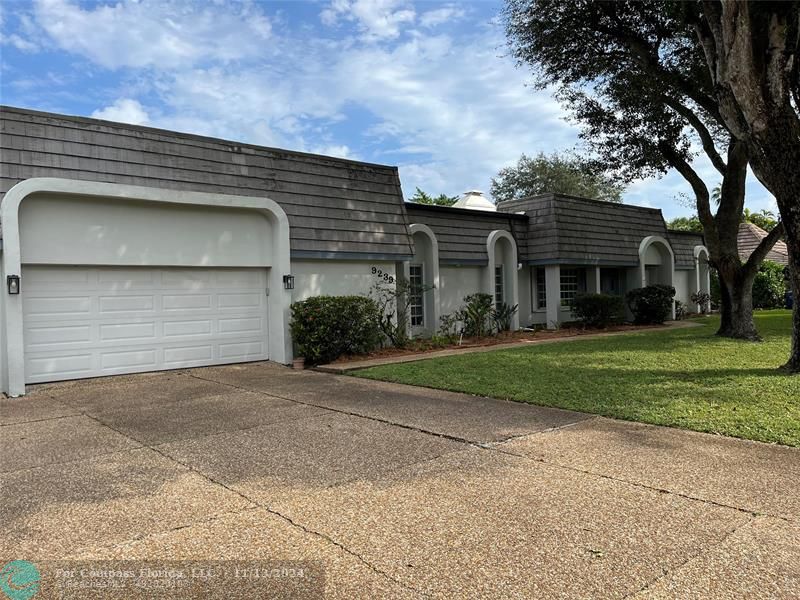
left=283, top=274, right=295, bottom=290
left=7, top=275, right=20, bottom=295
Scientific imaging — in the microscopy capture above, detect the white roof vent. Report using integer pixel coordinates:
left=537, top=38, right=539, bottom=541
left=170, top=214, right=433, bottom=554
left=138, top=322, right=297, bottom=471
left=453, top=190, right=496, bottom=212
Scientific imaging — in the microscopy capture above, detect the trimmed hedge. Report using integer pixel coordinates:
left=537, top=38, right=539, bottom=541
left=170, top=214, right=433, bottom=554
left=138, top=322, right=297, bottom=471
left=290, top=295, right=382, bottom=365
left=572, top=293, right=625, bottom=328
left=626, top=284, right=676, bottom=324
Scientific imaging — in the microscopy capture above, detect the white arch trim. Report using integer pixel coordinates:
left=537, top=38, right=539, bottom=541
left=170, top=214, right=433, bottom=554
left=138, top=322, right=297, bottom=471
left=693, top=245, right=711, bottom=313
left=409, top=223, right=441, bottom=332
left=638, top=235, right=676, bottom=319
left=1, top=178, right=293, bottom=397
left=486, top=230, right=520, bottom=329
left=693, top=245, right=710, bottom=260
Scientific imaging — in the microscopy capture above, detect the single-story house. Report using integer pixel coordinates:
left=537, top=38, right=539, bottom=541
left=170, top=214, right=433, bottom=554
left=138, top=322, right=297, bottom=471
left=0, top=106, right=710, bottom=396
left=738, top=222, right=789, bottom=266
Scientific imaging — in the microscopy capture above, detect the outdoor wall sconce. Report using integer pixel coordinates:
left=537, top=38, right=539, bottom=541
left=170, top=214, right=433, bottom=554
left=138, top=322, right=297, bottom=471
left=283, top=274, right=295, bottom=290
left=7, top=275, right=20, bottom=295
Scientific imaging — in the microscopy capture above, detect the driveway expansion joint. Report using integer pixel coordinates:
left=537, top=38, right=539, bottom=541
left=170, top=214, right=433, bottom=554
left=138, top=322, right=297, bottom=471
left=491, top=444, right=781, bottom=520
left=260, top=504, right=424, bottom=598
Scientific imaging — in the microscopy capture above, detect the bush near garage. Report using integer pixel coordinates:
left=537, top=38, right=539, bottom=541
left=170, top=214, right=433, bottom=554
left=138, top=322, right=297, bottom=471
left=571, top=293, right=625, bottom=328
left=626, top=284, right=676, bottom=324
left=290, top=296, right=382, bottom=364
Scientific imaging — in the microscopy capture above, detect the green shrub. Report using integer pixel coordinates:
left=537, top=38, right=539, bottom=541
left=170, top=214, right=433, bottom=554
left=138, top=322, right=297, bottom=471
left=625, top=285, right=676, bottom=324
left=753, top=260, right=788, bottom=309
left=572, top=293, right=625, bottom=327
left=457, top=293, right=494, bottom=337
left=290, top=295, right=382, bottom=364
left=492, top=302, right=519, bottom=332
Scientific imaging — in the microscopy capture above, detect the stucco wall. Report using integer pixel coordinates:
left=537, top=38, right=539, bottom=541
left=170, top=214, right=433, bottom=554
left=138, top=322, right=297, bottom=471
left=439, top=265, right=484, bottom=316
left=674, top=270, right=692, bottom=307
left=291, top=260, right=397, bottom=302
left=19, top=195, right=273, bottom=267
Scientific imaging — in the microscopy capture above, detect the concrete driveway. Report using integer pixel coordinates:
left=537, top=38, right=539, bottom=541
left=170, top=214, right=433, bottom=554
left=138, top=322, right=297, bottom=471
left=1, top=362, right=798, bottom=598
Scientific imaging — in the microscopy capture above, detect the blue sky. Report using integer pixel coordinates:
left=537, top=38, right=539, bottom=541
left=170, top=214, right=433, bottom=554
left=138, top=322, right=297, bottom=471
left=0, top=0, right=776, bottom=219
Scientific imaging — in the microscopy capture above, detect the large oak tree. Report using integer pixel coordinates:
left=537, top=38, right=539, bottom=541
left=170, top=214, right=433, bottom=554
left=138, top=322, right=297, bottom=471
left=693, top=1, right=800, bottom=372
left=503, top=0, right=784, bottom=341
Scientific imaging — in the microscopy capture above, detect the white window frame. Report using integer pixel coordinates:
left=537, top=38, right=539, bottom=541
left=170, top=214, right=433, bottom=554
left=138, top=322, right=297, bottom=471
left=494, top=264, right=504, bottom=308
left=409, top=263, right=425, bottom=327
left=560, top=268, right=583, bottom=307
left=535, top=267, right=547, bottom=310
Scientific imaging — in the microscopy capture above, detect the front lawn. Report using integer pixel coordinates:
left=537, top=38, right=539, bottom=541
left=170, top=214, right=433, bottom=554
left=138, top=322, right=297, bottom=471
left=355, top=310, right=800, bottom=446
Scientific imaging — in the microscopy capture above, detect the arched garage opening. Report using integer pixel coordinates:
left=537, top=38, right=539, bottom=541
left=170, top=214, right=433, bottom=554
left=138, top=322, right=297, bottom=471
left=486, top=230, right=519, bottom=330
left=1, top=178, right=292, bottom=397
left=406, top=223, right=440, bottom=335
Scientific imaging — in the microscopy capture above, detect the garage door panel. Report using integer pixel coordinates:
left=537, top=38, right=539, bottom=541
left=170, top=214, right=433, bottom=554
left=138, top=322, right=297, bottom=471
left=99, top=322, right=157, bottom=342
left=163, top=294, right=213, bottom=311
left=163, top=319, right=213, bottom=337
left=23, top=266, right=269, bottom=384
left=218, top=292, right=262, bottom=310
left=27, top=354, right=94, bottom=380
left=25, top=296, right=92, bottom=317
left=163, top=345, right=214, bottom=365
left=219, top=341, right=266, bottom=360
left=26, top=324, right=93, bottom=347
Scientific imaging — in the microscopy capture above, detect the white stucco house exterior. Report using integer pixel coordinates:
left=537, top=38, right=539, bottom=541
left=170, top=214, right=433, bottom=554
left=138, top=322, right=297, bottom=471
left=0, top=106, right=710, bottom=396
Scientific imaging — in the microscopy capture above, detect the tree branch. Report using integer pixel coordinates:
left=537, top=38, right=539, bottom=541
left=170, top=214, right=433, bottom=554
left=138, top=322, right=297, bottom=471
left=659, top=141, right=718, bottom=245
left=662, top=96, right=727, bottom=175
left=743, top=221, right=786, bottom=277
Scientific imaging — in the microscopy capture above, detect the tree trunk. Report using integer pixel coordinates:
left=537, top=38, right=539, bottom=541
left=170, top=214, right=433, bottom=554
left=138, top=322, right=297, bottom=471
left=715, top=259, right=760, bottom=340
left=779, top=202, right=800, bottom=372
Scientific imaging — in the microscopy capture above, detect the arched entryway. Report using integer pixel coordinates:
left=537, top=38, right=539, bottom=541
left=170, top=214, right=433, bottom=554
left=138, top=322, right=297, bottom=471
left=486, top=230, right=520, bottom=330
left=638, top=235, right=676, bottom=319
left=693, top=245, right=711, bottom=313
left=407, top=223, right=440, bottom=335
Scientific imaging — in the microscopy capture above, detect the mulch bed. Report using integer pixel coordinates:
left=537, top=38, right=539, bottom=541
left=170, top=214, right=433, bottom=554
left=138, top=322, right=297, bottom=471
left=330, top=323, right=669, bottom=364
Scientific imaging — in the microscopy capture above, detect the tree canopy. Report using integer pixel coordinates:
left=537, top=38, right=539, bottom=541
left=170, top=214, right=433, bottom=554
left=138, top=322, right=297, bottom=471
left=407, top=187, right=458, bottom=207
left=490, top=152, right=623, bottom=203
left=502, top=0, right=784, bottom=341
left=667, top=216, right=703, bottom=233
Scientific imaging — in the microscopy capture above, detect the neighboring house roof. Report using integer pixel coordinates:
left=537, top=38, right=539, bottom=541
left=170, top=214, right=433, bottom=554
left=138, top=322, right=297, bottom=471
left=497, top=194, right=669, bottom=266
left=738, top=222, right=788, bottom=265
left=405, top=202, right=528, bottom=265
left=667, top=230, right=706, bottom=270
left=0, top=105, right=413, bottom=261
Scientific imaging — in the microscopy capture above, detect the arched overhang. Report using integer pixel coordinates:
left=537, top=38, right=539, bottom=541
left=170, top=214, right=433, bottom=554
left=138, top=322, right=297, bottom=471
left=486, top=230, right=520, bottom=329
left=1, top=178, right=292, bottom=397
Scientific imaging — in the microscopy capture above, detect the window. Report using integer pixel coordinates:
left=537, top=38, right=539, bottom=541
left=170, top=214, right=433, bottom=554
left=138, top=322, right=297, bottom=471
left=560, top=268, right=586, bottom=307
left=409, top=264, right=424, bottom=327
left=535, top=268, right=547, bottom=309
left=494, top=265, right=504, bottom=307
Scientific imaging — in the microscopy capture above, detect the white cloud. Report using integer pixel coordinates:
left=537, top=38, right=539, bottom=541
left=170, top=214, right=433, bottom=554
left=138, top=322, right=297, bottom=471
left=420, top=5, right=465, bottom=28
left=91, top=98, right=150, bottom=125
left=320, top=0, right=416, bottom=41
left=2, top=33, right=39, bottom=52
left=32, top=0, right=272, bottom=69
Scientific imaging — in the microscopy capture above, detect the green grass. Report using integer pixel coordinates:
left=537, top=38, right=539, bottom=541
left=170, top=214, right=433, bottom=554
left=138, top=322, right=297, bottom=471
left=355, top=310, right=800, bottom=446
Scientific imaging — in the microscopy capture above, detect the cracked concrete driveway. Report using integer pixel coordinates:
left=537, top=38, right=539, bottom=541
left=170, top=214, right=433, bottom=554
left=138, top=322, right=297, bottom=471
left=1, top=362, right=798, bottom=599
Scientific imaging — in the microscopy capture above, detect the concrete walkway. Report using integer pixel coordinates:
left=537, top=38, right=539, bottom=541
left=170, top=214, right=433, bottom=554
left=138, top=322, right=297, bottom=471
left=1, top=362, right=797, bottom=598
left=318, top=320, right=703, bottom=373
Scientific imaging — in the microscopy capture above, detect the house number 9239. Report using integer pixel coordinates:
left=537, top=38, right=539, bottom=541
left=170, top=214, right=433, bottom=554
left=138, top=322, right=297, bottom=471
left=371, top=266, right=394, bottom=284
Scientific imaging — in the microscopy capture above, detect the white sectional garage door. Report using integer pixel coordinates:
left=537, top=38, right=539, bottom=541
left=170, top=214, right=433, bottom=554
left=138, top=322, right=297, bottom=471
left=22, top=266, right=269, bottom=384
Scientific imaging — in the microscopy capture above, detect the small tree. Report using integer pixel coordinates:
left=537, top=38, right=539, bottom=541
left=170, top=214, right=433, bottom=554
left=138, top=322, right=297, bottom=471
left=491, top=152, right=623, bottom=203
left=408, top=187, right=459, bottom=207
left=370, top=278, right=433, bottom=348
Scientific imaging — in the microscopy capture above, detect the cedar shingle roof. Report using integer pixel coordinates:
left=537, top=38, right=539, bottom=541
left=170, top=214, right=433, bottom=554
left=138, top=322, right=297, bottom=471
left=738, top=222, right=788, bottom=265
